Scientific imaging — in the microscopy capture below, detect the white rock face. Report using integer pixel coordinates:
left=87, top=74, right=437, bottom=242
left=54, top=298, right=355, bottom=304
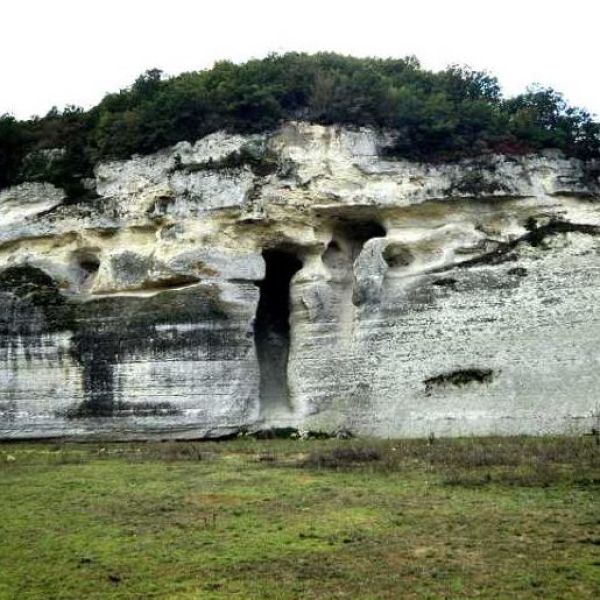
left=0, top=182, right=65, bottom=226
left=1, top=122, right=599, bottom=439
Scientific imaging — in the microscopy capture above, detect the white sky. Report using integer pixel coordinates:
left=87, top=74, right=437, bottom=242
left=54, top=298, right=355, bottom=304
left=2, top=0, right=599, bottom=120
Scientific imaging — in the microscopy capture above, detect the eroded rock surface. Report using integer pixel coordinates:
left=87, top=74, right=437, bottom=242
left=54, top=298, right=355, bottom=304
left=1, top=122, right=599, bottom=439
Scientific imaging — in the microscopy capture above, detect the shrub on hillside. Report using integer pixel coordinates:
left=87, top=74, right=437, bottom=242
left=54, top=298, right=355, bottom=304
left=1, top=53, right=598, bottom=199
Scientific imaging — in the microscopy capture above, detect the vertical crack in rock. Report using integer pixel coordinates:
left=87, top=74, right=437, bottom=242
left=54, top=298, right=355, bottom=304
left=254, top=250, right=302, bottom=418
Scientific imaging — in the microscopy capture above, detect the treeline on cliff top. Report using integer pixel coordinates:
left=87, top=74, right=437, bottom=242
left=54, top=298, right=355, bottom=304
left=1, top=52, right=599, bottom=197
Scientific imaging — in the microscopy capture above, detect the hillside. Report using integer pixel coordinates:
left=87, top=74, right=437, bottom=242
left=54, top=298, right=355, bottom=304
left=1, top=52, right=599, bottom=199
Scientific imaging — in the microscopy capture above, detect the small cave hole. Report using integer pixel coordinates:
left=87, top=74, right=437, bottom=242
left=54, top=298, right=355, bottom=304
left=254, top=250, right=303, bottom=417
left=342, top=220, right=386, bottom=260
left=74, top=252, right=100, bottom=288
left=383, top=244, right=414, bottom=269
left=324, top=219, right=386, bottom=268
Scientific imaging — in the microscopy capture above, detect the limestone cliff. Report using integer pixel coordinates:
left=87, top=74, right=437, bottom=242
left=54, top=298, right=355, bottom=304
left=1, top=122, right=599, bottom=439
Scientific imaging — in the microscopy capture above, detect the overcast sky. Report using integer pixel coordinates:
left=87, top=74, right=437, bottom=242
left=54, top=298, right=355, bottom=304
left=2, top=0, right=599, bottom=120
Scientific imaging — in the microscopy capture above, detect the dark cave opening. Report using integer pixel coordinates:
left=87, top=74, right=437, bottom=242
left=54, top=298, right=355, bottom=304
left=340, top=220, right=386, bottom=260
left=73, top=251, right=101, bottom=289
left=345, top=220, right=386, bottom=243
left=254, top=249, right=303, bottom=417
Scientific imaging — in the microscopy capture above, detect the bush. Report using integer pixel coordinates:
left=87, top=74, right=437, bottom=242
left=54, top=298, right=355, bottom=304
left=2, top=53, right=599, bottom=199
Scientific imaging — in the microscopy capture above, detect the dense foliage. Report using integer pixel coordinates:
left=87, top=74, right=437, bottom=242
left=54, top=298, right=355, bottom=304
left=1, top=53, right=599, bottom=197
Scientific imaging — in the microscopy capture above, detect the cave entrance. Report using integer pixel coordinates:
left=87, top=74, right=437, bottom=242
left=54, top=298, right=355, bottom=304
left=339, top=220, right=386, bottom=260
left=254, top=249, right=303, bottom=418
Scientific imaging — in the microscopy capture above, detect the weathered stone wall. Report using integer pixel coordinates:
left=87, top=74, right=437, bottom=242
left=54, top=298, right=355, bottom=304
left=1, top=122, right=599, bottom=438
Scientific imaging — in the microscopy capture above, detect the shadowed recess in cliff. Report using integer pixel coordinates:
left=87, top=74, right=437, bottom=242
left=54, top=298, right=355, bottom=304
left=321, top=219, right=387, bottom=307
left=323, top=219, right=386, bottom=275
left=254, top=250, right=302, bottom=418
left=0, top=265, right=73, bottom=352
left=340, top=220, right=386, bottom=261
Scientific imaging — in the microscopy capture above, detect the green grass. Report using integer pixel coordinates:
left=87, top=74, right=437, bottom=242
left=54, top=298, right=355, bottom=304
left=0, top=436, right=599, bottom=599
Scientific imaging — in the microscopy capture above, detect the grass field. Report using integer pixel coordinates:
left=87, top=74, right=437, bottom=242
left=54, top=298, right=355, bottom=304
left=0, top=436, right=599, bottom=599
